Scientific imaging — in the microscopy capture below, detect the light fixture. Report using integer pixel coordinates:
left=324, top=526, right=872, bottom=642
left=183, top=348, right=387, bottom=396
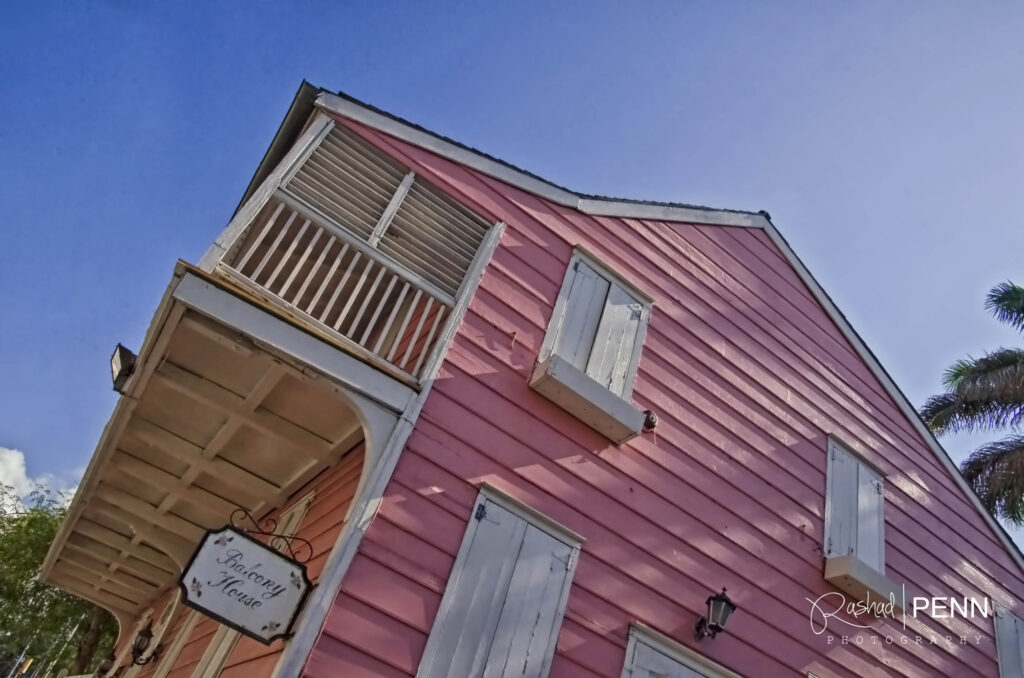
left=96, top=652, right=118, bottom=677
left=130, top=621, right=159, bottom=666
left=110, top=343, right=136, bottom=394
left=695, top=587, right=737, bottom=640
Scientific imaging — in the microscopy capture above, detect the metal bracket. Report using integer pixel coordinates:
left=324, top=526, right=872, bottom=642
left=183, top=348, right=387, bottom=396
left=230, top=507, right=314, bottom=564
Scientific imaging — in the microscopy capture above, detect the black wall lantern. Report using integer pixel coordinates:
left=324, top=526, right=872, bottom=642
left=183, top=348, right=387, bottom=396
left=695, top=587, right=737, bottom=640
left=130, top=621, right=159, bottom=666
left=111, top=343, right=137, bottom=394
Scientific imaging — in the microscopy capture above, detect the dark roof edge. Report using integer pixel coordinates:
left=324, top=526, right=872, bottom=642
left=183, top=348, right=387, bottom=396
left=227, top=80, right=1024, bottom=581
left=762, top=217, right=1024, bottom=573
left=315, top=90, right=769, bottom=229
left=232, top=80, right=323, bottom=218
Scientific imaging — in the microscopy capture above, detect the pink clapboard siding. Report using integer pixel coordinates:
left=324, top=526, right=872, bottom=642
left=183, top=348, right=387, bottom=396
left=123, top=444, right=365, bottom=678
left=303, top=116, right=1024, bottom=678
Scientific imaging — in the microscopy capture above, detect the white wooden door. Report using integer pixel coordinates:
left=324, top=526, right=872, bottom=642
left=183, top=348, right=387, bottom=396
left=418, top=497, right=579, bottom=678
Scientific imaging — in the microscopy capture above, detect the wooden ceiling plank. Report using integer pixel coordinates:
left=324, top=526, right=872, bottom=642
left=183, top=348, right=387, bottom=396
left=126, top=418, right=281, bottom=500
left=180, top=314, right=256, bottom=356
left=74, top=521, right=178, bottom=574
left=95, top=485, right=205, bottom=542
left=51, top=566, right=145, bottom=604
left=58, top=557, right=156, bottom=598
left=64, top=536, right=168, bottom=587
left=49, top=573, right=137, bottom=614
left=88, top=498, right=195, bottom=563
left=153, top=362, right=332, bottom=458
left=110, top=451, right=239, bottom=517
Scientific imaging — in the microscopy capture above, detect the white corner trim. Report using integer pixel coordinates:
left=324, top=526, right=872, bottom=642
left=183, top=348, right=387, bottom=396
left=198, top=112, right=334, bottom=271
left=622, top=622, right=742, bottom=678
left=314, top=92, right=769, bottom=230
left=269, top=221, right=506, bottom=678
left=762, top=223, right=1024, bottom=577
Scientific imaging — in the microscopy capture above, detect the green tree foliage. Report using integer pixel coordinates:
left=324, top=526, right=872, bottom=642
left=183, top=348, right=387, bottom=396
left=921, top=281, right=1024, bottom=524
left=0, top=484, right=117, bottom=675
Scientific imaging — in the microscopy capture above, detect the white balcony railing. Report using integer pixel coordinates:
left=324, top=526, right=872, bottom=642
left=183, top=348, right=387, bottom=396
left=220, top=194, right=452, bottom=381
left=212, top=121, right=492, bottom=382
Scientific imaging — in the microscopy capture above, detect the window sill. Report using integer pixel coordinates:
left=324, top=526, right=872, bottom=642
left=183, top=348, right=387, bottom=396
left=529, top=354, right=645, bottom=444
left=824, top=555, right=903, bottom=613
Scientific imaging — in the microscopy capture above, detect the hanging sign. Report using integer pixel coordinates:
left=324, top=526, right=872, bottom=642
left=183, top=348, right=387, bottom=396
left=179, top=526, right=312, bottom=644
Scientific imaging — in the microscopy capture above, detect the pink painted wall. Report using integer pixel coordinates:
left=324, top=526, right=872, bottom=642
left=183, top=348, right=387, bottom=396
left=125, top=445, right=365, bottom=678
left=302, top=116, right=1024, bottom=678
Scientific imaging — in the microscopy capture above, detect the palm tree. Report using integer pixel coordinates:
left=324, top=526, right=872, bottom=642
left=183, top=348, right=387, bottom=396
left=920, top=282, right=1024, bottom=525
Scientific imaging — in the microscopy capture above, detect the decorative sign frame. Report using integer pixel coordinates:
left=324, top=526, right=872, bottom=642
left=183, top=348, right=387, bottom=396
left=178, top=525, right=312, bottom=645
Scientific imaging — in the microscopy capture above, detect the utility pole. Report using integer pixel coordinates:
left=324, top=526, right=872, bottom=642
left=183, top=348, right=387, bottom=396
left=4, top=646, right=29, bottom=678
left=40, top=615, right=84, bottom=678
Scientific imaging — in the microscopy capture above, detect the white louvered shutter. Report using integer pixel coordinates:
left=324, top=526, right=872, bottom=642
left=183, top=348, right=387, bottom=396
left=283, top=124, right=489, bottom=298
left=555, top=261, right=609, bottom=371
left=995, top=607, right=1024, bottom=678
left=380, top=181, right=489, bottom=297
left=418, top=499, right=577, bottom=678
left=825, top=442, right=857, bottom=558
left=586, top=282, right=644, bottom=395
left=286, top=125, right=407, bottom=241
left=631, top=643, right=711, bottom=678
left=856, top=463, right=885, bottom=571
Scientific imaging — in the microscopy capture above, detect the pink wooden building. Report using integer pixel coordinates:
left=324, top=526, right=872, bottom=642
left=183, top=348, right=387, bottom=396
left=42, top=82, right=1024, bottom=678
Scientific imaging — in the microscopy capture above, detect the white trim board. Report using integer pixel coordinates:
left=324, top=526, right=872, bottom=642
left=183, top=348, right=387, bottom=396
left=622, top=623, right=741, bottom=678
left=314, top=92, right=767, bottom=230
left=314, top=84, right=1024, bottom=578
left=269, top=221, right=506, bottom=678
left=172, top=272, right=414, bottom=414
left=762, top=223, right=1024, bottom=577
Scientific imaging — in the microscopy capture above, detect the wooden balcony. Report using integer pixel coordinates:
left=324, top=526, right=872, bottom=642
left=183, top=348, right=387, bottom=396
left=219, top=195, right=452, bottom=381
left=210, top=121, right=494, bottom=382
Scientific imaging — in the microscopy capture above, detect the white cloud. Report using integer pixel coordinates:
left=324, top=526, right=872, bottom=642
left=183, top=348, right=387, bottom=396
left=0, top=446, right=34, bottom=495
left=0, top=447, right=79, bottom=506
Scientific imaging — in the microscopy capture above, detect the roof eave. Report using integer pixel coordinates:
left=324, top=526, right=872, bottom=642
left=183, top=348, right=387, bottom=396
left=231, top=80, right=322, bottom=219
left=312, top=85, right=1024, bottom=576
left=314, top=90, right=771, bottom=229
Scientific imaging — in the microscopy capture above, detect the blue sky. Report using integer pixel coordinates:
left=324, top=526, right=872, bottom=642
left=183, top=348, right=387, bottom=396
left=1, top=3, right=1022, bottom=530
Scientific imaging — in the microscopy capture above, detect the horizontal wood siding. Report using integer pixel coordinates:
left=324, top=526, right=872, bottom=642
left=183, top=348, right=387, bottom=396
left=118, top=444, right=363, bottom=678
left=305, top=117, right=1024, bottom=678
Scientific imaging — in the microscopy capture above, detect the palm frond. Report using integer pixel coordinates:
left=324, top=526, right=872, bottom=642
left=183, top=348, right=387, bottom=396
left=941, top=348, right=1024, bottom=401
left=986, top=282, right=1024, bottom=332
left=961, top=434, right=1024, bottom=525
left=919, top=392, right=1024, bottom=435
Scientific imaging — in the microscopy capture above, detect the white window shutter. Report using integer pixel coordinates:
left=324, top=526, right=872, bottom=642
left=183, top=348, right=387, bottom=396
left=586, top=282, right=643, bottom=395
left=420, top=500, right=526, bottom=678
left=419, top=498, right=578, bottom=678
left=995, top=606, right=1024, bottom=678
left=555, top=261, right=609, bottom=372
left=631, top=643, right=710, bottom=678
left=1017, top=615, right=1024, bottom=678
left=825, top=443, right=858, bottom=558
left=483, top=525, right=574, bottom=678
left=856, top=464, right=885, bottom=572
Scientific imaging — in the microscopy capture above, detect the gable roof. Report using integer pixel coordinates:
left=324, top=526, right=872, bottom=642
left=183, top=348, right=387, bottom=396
left=247, top=81, right=1024, bottom=576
